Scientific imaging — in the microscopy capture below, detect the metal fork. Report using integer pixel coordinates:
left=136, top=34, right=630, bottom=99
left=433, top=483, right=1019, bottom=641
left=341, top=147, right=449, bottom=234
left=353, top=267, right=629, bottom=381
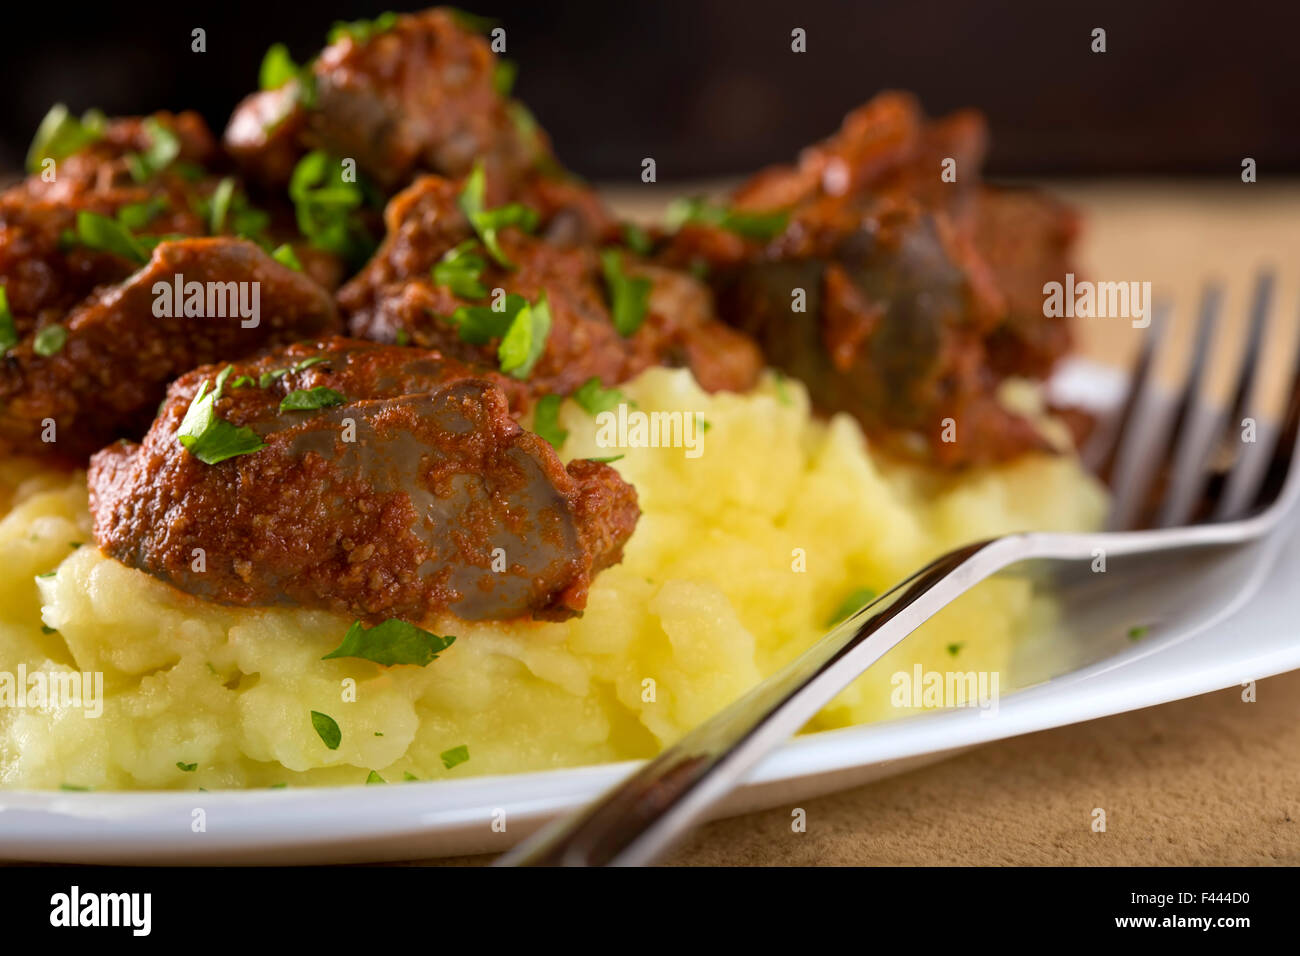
left=501, top=272, right=1300, bottom=866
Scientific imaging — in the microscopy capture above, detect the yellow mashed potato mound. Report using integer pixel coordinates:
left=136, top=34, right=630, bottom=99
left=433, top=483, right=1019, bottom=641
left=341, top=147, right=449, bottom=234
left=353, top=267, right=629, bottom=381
left=0, top=369, right=1106, bottom=790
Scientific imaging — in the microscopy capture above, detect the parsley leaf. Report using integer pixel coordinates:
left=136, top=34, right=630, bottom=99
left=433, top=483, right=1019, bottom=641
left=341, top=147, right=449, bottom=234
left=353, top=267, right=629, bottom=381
left=271, top=243, right=303, bottom=271
left=328, top=11, right=399, bottom=45
left=586, top=455, right=624, bottom=464
left=498, top=291, right=551, bottom=379
left=116, top=196, right=169, bottom=231
left=572, top=377, right=628, bottom=415
left=322, top=619, right=457, bottom=667
left=177, top=371, right=266, bottom=465
left=432, top=240, right=489, bottom=298
left=666, top=196, right=789, bottom=241
left=288, top=150, right=377, bottom=264
left=600, top=248, right=652, bottom=336
left=176, top=761, right=198, bottom=773
left=125, top=117, right=181, bottom=183
left=825, top=587, right=879, bottom=627
left=26, top=104, right=107, bottom=173
left=32, top=325, right=67, bottom=357
left=457, top=161, right=539, bottom=268
left=622, top=222, right=654, bottom=256
left=366, top=770, right=386, bottom=784
left=493, top=59, right=517, bottom=97
left=532, top=394, right=567, bottom=449
left=0, top=286, right=17, bottom=354
left=66, top=210, right=149, bottom=264
left=440, top=745, right=469, bottom=770
left=259, top=43, right=298, bottom=90
left=280, top=386, right=347, bottom=412
left=311, top=711, right=342, bottom=750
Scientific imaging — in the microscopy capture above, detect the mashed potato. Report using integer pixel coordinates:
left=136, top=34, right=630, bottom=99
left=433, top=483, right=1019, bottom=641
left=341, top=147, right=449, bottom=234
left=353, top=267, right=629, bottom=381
left=0, top=370, right=1106, bottom=790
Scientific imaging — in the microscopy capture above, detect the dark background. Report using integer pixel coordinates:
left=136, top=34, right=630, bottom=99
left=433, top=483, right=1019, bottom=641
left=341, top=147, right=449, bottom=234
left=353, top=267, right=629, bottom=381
left=4, top=0, right=1298, bottom=181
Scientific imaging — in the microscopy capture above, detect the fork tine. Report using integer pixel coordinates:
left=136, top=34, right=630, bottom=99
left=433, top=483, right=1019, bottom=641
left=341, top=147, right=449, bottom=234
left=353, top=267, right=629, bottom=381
left=1106, top=294, right=1205, bottom=531
left=1211, top=271, right=1278, bottom=520
left=1242, top=307, right=1300, bottom=515
left=1087, top=303, right=1168, bottom=479
left=1154, top=284, right=1232, bottom=527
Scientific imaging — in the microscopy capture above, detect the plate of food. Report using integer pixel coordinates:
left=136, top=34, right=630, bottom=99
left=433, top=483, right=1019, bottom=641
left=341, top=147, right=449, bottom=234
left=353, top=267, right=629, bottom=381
left=0, top=7, right=1292, bottom=864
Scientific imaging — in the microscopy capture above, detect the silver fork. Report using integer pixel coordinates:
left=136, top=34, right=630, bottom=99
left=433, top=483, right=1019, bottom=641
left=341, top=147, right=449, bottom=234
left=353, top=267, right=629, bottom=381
left=501, top=273, right=1300, bottom=867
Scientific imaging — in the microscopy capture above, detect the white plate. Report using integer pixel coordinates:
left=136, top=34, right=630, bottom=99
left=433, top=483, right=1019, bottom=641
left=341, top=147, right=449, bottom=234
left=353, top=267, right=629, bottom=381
left=1, top=361, right=1296, bottom=864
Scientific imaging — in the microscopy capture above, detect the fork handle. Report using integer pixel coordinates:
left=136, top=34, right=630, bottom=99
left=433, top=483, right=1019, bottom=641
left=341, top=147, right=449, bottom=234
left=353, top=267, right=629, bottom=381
left=500, top=537, right=1013, bottom=867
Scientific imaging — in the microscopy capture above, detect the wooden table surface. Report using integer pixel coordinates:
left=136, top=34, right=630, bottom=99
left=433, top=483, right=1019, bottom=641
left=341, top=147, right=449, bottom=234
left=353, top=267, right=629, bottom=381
left=428, top=180, right=1300, bottom=867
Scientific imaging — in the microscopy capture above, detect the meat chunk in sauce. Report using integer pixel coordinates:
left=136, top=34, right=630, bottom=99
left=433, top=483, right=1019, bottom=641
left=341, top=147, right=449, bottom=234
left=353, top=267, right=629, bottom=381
left=339, top=174, right=762, bottom=399
left=89, top=337, right=639, bottom=623
left=663, top=91, right=1080, bottom=467
left=0, top=237, right=339, bottom=460
left=224, top=7, right=614, bottom=244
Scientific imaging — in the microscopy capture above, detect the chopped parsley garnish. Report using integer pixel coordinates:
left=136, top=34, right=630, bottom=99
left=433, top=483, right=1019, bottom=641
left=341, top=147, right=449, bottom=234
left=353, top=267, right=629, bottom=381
left=26, top=104, right=107, bottom=173
left=116, top=196, right=169, bottom=231
left=586, top=455, right=624, bottom=464
left=440, top=745, right=470, bottom=770
left=403, top=771, right=420, bottom=782
left=288, top=150, right=378, bottom=264
left=207, top=177, right=236, bottom=233
left=32, top=325, right=67, bottom=357
left=457, top=161, right=539, bottom=268
left=60, top=783, right=91, bottom=792
left=666, top=196, right=789, bottom=241
left=773, top=371, right=793, bottom=406
left=328, top=11, right=398, bottom=45
left=572, top=377, right=628, bottom=415
left=271, top=243, right=303, bottom=271
left=493, top=59, right=518, bottom=97
left=65, top=210, right=149, bottom=264
left=1128, top=625, right=1149, bottom=641
left=176, top=761, right=197, bottom=772
left=258, top=354, right=328, bottom=388
left=0, top=286, right=16, bottom=354
left=497, top=291, right=551, bottom=379
left=259, top=43, right=298, bottom=90
left=449, top=291, right=551, bottom=378
left=41, top=625, right=57, bottom=634
left=825, top=587, right=878, bottom=627
left=280, top=386, right=346, bottom=412
left=600, top=248, right=652, bottom=336
left=365, top=770, right=386, bottom=784
left=311, top=710, right=342, bottom=750
left=432, top=240, right=489, bottom=298
left=177, top=366, right=266, bottom=465
left=622, top=222, right=654, bottom=256
left=447, top=7, right=497, bottom=32
left=532, top=393, right=567, bottom=449
left=322, top=618, right=457, bottom=667
left=200, top=178, right=271, bottom=243
left=125, top=117, right=181, bottom=183
left=946, top=642, right=965, bottom=657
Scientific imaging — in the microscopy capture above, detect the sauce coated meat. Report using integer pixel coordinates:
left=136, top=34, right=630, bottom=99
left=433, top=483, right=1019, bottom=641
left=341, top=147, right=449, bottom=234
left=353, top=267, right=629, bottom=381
left=664, top=91, right=1080, bottom=466
left=340, top=174, right=763, bottom=398
left=89, top=338, right=639, bottom=623
left=0, top=238, right=339, bottom=460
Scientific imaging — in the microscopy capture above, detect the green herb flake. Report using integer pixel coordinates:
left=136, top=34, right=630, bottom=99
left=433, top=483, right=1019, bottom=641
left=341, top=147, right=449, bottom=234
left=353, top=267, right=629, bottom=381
left=457, top=161, right=539, bottom=268
left=176, top=761, right=197, bottom=773
left=116, top=196, right=169, bottom=231
left=622, top=222, right=654, bottom=256
left=440, top=745, right=470, bottom=770
left=259, top=42, right=298, bottom=90
left=365, top=770, right=386, bottom=784
left=432, top=240, right=489, bottom=298
left=328, top=11, right=399, bottom=45
left=0, top=286, right=17, bottom=354
left=322, top=618, right=457, bottom=667
left=493, top=58, right=518, bottom=97
left=497, top=291, right=551, bottom=379
left=532, top=393, right=567, bottom=449
left=208, top=177, right=236, bottom=234
left=403, top=771, right=420, bottom=782
left=271, top=243, right=303, bottom=271
left=666, top=196, right=789, bottom=241
left=40, top=625, right=57, bottom=635
left=69, top=210, right=149, bottom=264
left=773, top=371, right=793, bottom=407
left=59, top=783, right=91, bottom=792
left=946, top=642, right=965, bottom=657
left=288, top=150, right=377, bottom=264
left=176, top=376, right=266, bottom=465
left=26, top=104, right=108, bottom=173
left=279, top=386, right=347, bottom=412
left=571, top=376, right=628, bottom=416
left=825, top=587, right=879, bottom=627
left=33, top=325, right=68, bottom=357
left=586, top=455, right=624, bottom=464
left=600, top=248, right=652, bottom=337
left=311, top=710, right=342, bottom=750
left=125, top=117, right=181, bottom=183
left=1128, top=625, right=1149, bottom=642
